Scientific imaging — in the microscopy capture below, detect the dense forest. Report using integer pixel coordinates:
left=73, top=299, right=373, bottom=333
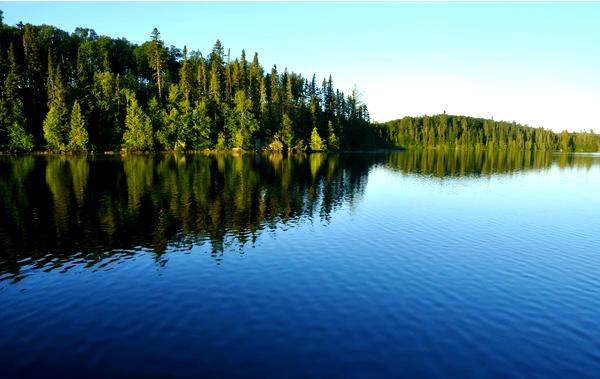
left=376, top=114, right=600, bottom=152
left=1, top=12, right=598, bottom=153
left=0, top=12, right=376, bottom=153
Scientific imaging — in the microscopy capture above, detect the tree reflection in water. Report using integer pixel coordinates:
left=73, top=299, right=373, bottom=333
left=1, top=150, right=598, bottom=279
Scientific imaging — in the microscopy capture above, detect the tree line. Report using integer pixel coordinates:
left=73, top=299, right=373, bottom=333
left=0, top=13, right=376, bottom=153
left=376, top=114, right=600, bottom=152
left=2, top=12, right=598, bottom=154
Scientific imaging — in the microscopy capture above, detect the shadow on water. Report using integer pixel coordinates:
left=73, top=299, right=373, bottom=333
left=1, top=149, right=599, bottom=278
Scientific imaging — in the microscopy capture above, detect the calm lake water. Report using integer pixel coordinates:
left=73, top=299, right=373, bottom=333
left=1, top=150, right=600, bottom=378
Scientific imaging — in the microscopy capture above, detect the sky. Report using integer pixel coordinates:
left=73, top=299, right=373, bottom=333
left=1, top=1, right=599, bottom=132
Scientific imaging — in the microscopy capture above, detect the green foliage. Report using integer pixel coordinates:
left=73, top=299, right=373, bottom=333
left=91, top=71, right=121, bottom=148
left=7, top=121, right=34, bottom=151
left=189, top=99, right=212, bottom=149
left=310, top=127, right=326, bottom=152
left=43, top=53, right=69, bottom=150
left=67, top=101, right=89, bottom=152
left=122, top=93, right=154, bottom=151
left=216, top=132, right=227, bottom=150
left=377, top=114, right=600, bottom=152
left=572, top=130, right=599, bottom=152
left=43, top=106, right=67, bottom=151
left=264, top=137, right=284, bottom=153
left=2, top=43, right=34, bottom=151
left=7, top=93, right=34, bottom=151
left=156, top=84, right=184, bottom=150
left=227, top=90, right=259, bottom=149
left=281, top=113, right=294, bottom=150
left=25, top=18, right=594, bottom=153
left=327, top=121, right=340, bottom=150
left=559, top=130, right=575, bottom=152
left=292, top=139, right=307, bottom=153
left=149, top=28, right=166, bottom=99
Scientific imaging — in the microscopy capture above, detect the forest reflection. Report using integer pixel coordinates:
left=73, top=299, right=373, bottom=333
left=385, top=148, right=599, bottom=177
left=1, top=150, right=598, bottom=278
left=0, top=153, right=376, bottom=276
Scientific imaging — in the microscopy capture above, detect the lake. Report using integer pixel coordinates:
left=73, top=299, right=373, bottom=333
left=1, top=150, right=600, bottom=378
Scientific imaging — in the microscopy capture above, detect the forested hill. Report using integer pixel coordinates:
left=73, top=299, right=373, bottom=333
left=375, top=114, right=600, bottom=152
left=0, top=13, right=378, bottom=152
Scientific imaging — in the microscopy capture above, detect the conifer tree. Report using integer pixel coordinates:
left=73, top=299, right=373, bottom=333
left=209, top=64, right=221, bottom=103
left=67, top=100, right=89, bottom=152
left=229, top=90, right=258, bottom=149
left=327, top=121, right=339, bottom=150
left=149, top=28, right=165, bottom=99
left=309, top=126, right=326, bottom=152
left=23, top=24, right=43, bottom=126
left=197, top=59, right=208, bottom=97
left=209, top=40, right=224, bottom=102
left=190, top=98, right=212, bottom=149
left=157, top=84, right=185, bottom=150
left=5, top=43, right=34, bottom=151
left=122, top=92, right=154, bottom=151
left=248, top=52, right=262, bottom=117
left=179, top=46, right=192, bottom=102
left=281, top=113, right=294, bottom=150
left=269, top=65, right=280, bottom=109
left=43, top=51, right=69, bottom=150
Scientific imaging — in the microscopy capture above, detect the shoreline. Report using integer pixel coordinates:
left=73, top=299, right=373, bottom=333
left=0, top=147, right=406, bottom=156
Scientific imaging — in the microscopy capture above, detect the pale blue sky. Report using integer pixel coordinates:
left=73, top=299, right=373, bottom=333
left=2, top=2, right=599, bottom=132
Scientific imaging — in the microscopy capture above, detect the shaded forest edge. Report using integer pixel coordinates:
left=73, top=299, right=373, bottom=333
left=0, top=12, right=598, bottom=154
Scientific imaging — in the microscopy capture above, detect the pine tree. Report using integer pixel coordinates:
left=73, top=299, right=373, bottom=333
left=284, top=70, right=294, bottom=115
left=67, top=100, right=89, bottom=152
left=156, top=84, right=184, bottom=150
left=269, top=65, right=280, bottom=108
left=281, top=113, right=294, bottom=150
left=5, top=43, right=34, bottom=151
left=43, top=51, right=69, bottom=150
left=179, top=46, right=192, bottom=102
left=327, top=121, right=339, bottom=150
left=209, top=64, right=221, bottom=103
left=239, top=49, right=247, bottom=91
left=122, top=92, right=154, bottom=151
left=190, top=98, right=212, bottom=149
left=149, top=28, right=165, bottom=99
left=309, top=126, right=326, bottom=152
left=197, top=59, right=208, bottom=97
left=23, top=24, right=43, bottom=130
left=209, top=40, right=224, bottom=103
left=248, top=52, right=262, bottom=117
left=229, top=90, right=258, bottom=149
left=92, top=71, right=121, bottom=147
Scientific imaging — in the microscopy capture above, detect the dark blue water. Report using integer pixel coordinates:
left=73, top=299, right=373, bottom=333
left=1, top=151, right=600, bottom=378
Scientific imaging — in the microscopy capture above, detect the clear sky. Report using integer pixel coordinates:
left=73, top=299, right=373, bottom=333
left=1, top=1, right=599, bottom=132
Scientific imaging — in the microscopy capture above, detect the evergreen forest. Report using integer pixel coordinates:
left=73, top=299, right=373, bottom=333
left=0, top=12, right=598, bottom=153
left=376, top=115, right=600, bottom=152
